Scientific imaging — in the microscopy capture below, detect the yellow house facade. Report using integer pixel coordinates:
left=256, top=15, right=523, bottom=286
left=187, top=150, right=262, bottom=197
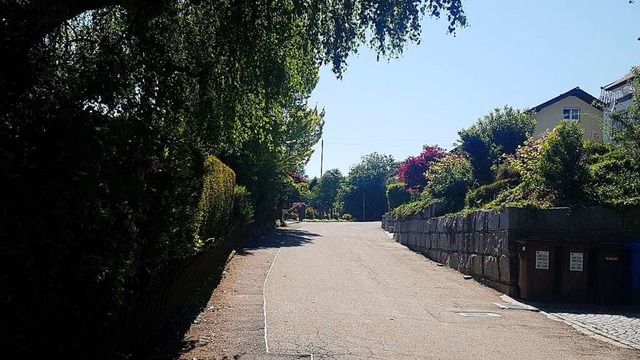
left=531, top=87, right=603, bottom=141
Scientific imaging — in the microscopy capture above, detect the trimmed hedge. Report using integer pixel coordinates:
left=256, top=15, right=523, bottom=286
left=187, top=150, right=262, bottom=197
left=194, top=155, right=237, bottom=246
left=388, top=198, right=443, bottom=218
left=0, top=143, right=238, bottom=357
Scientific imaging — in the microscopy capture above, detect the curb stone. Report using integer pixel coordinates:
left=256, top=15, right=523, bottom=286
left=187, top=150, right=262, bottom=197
left=499, top=295, right=639, bottom=350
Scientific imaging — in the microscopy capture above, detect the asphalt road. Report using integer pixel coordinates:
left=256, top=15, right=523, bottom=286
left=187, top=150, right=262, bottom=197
left=176, top=221, right=639, bottom=359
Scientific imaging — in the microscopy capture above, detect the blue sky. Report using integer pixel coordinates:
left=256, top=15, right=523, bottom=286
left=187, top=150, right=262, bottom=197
left=304, top=0, right=640, bottom=179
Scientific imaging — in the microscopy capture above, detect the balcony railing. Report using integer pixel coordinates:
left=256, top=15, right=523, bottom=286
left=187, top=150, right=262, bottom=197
left=600, top=83, right=635, bottom=109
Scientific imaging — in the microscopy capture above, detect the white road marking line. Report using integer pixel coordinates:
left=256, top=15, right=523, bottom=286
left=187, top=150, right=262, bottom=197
left=262, top=233, right=315, bottom=359
left=263, top=239, right=285, bottom=354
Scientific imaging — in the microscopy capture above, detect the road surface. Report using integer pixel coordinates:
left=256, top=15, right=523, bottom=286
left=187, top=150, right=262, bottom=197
left=174, top=222, right=639, bottom=359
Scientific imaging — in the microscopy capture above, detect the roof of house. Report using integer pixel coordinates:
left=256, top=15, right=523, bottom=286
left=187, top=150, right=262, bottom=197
left=530, top=87, right=600, bottom=113
left=601, top=69, right=636, bottom=91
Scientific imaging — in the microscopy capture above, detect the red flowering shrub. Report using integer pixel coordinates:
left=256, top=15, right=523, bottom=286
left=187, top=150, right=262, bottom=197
left=396, top=145, right=445, bottom=192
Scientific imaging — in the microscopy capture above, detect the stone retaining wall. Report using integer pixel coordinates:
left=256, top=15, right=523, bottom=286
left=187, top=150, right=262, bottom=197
left=382, top=206, right=640, bottom=297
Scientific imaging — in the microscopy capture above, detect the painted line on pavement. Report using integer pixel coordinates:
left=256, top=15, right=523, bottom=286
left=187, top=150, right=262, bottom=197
left=262, top=232, right=316, bottom=359
left=263, top=238, right=285, bottom=354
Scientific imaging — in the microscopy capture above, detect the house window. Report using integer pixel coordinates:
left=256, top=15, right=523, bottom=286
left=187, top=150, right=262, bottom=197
left=563, top=108, right=580, bottom=120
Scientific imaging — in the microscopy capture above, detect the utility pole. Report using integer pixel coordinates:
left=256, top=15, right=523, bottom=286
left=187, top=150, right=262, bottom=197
left=320, top=139, right=324, bottom=178
left=362, top=189, right=365, bottom=222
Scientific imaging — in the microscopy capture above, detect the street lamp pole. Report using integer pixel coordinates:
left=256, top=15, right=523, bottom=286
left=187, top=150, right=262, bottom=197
left=320, top=139, right=324, bottom=178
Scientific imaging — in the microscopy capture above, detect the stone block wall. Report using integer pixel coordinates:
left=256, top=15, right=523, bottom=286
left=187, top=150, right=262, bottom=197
left=382, top=206, right=640, bottom=298
left=384, top=209, right=518, bottom=296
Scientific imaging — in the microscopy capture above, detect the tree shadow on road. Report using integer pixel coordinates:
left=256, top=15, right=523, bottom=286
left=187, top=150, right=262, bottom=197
left=235, top=227, right=321, bottom=255
left=148, top=226, right=319, bottom=359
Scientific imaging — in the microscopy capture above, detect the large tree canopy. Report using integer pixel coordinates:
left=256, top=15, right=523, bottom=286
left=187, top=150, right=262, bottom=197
left=0, top=0, right=466, bottom=103
left=457, top=105, right=536, bottom=185
left=0, top=0, right=467, bottom=357
left=342, top=152, right=396, bottom=221
left=312, top=168, right=344, bottom=217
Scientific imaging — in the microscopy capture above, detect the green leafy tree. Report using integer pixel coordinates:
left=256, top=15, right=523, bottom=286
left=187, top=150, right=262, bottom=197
left=0, top=0, right=467, bottom=356
left=0, top=3, right=326, bottom=354
left=313, top=169, right=344, bottom=218
left=294, top=181, right=313, bottom=204
left=221, top=98, right=324, bottom=224
left=0, top=0, right=467, bottom=106
left=457, top=105, right=536, bottom=184
left=497, top=123, right=584, bottom=208
left=341, top=152, right=396, bottom=221
left=538, top=121, right=586, bottom=204
left=423, top=153, right=474, bottom=212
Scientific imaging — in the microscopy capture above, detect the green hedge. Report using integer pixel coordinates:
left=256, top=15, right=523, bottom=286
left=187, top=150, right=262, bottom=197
left=194, top=156, right=237, bottom=246
left=0, top=139, right=238, bottom=357
left=232, top=185, right=255, bottom=226
left=388, top=198, right=442, bottom=218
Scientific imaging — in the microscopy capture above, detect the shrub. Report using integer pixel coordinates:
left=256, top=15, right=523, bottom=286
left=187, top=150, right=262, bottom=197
left=493, top=161, right=520, bottom=181
left=388, top=198, right=445, bottom=218
left=232, top=185, right=254, bottom=226
left=583, top=139, right=615, bottom=160
left=493, top=123, right=590, bottom=208
left=424, top=153, right=474, bottom=213
left=538, top=121, right=586, bottom=204
left=305, top=207, right=318, bottom=219
left=585, top=149, right=640, bottom=205
left=386, top=183, right=412, bottom=210
left=341, top=213, right=353, bottom=221
left=396, top=145, right=445, bottom=192
left=494, top=133, right=552, bottom=207
left=194, top=156, right=237, bottom=246
left=506, top=134, right=546, bottom=185
left=290, top=202, right=307, bottom=220
left=465, top=178, right=518, bottom=209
